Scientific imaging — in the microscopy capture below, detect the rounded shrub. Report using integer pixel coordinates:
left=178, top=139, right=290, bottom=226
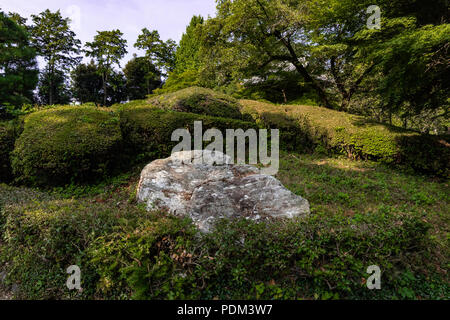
left=119, top=105, right=260, bottom=162
left=11, top=106, right=123, bottom=186
left=148, top=87, right=249, bottom=120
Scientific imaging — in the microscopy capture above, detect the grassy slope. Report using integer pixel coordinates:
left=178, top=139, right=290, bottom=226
left=0, top=152, right=448, bottom=299
left=0, top=95, right=448, bottom=299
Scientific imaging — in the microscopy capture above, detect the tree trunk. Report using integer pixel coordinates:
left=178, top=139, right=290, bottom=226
left=290, top=60, right=331, bottom=108
left=102, top=71, right=107, bottom=106
left=49, top=64, right=54, bottom=105
left=275, top=32, right=332, bottom=108
left=49, top=77, right=53, bottom=105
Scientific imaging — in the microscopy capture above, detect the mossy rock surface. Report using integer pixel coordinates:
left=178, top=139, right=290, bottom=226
left=11, top=106, right=123, bottom=186
left=148, top=87, right=248, bottom=120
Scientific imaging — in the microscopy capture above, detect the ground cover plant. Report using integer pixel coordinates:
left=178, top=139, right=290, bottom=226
left=0, top=0, right=448, bottom=302
left=0, top=151, right=448, bottom=300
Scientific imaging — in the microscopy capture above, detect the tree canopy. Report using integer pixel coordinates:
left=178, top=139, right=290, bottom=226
left=30, top=9, right=81, bottom=105
left=85, top=29, right=128, bottom=105
left=0, top=11, right=38, bottom=116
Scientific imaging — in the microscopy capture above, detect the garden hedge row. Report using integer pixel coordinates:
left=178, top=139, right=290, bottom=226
left=118, top=104, right=260, bottom=163
left=240, top=100, right=450, bottom=177
left=5, top=103, right=259, bottom=187
left=11, top=106, right=123, bottom=186
left=2, top=89, right=448, bottom=187
left=147, top=86, right=252, bottom=121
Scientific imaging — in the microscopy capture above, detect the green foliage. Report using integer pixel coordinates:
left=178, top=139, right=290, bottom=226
left=148, top=87, right=246, bottom=120
left=71, top=61, right=128, bottom=106
left=157, top=69, right=200, bottom=94
left=197, top=212, right=431, bottom=299
left=36, top=68, right=71, bottom=105
left=0, top=194, right=153, bottom=299
left=369, top=23, right=450, bottom=117
left=123, top=55, right=161, bottom=100
left=11, top=106, right=123, bottom=186
left=134, top=28, right=177, bottom=76
left=1, top=194, right=437, bottom=299
left=71, top=61, right=103, bottom=105
left=85, top=30, right=128, bottom=106
left=119, top=102, right=259, bottom=162
left=0, top=11, right=38, bottom=114
left=1, top=150, right=448, bottom=300
left=173, top=15, right=204, bottom=74
left=89, top=215, right=199, bottom=299
left=241, top=100, right=450, bottom=177
left=0, top=119, right=23, bottom=182
left=30, top=9, right=81, bottom=106
left=397, top=134, right=450, bottom=178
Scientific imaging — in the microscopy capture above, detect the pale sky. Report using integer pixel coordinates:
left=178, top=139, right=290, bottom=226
left=0, top=0, right=217, bottom=67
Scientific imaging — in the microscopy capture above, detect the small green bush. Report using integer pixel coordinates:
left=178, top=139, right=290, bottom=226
left=0, top=197, right=156, bottom=299
left=119, top=105, right=260, bottom=162
left=148, top=87, right=248, bottom=120
left=0, top=119, right=23, bottom=182
left=11, top=106, right=123, bottom=186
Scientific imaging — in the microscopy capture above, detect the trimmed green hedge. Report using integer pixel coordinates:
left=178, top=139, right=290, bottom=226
left=0, top=119, right=23, bottom=182
left=148, top=87, right=250, bottom=120
left=11, top=106, right=123, bottom=186
left=119, top=105, right=260, bottom=162
left=241, top=100, right=450, bottom=177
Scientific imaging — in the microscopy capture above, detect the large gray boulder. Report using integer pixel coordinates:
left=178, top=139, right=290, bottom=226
left=137, top=150, right=310, bottom=232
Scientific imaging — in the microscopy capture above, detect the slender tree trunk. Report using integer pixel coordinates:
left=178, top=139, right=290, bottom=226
left=102, top=71, right=107, bottom=106
left=49, top=64, right=54, bottom=105
left=330, top=57, right=377, bottom=111
left=273, top=31, right=332, bottom=108
left=49, top=78, right=53, bottom=105
left=282, top=89, right=287, bottom=103
left=290, top=60, right=331, bottom=108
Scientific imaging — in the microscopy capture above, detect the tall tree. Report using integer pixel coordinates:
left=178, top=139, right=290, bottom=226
left=85, top=29, right=128, bottom=106
left=37, top=68, right=71, bottom=105
left=174, top=15, right=204, bottom=74
left=71, top=61, right=103, bottom=105
left=123, top=54, right=161, bottom=100
left=0, top=11, right=38, bottom=116
left=134, top=28, right=176, bottom=76
left=30, top=9, right=81, bottom=105
left=200, top=0, right=333, bottom=107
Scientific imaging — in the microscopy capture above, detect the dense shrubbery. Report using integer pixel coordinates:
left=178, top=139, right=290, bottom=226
left=241, top=100, right=450, bottom=177
left=3, top=90, right=447, bottom=186
left=119, top=104, right=259, bottom=162
left=0, top=191, right=440, bottom=300
left=148, top=87, right=250, bottom=120
left=0, top=119, right=23, bottom=182
left=11, top=106, right=123, bottom=186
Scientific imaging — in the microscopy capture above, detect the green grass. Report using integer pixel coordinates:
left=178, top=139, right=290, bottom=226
left=276, top=152, right=449, bottom=249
